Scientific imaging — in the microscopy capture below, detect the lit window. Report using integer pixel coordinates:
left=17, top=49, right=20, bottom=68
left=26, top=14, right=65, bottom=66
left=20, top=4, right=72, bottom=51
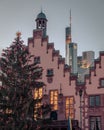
left=34, top=56, right=40, bottom=64
left=50, top=90, right=58, bottom=110
left=6, top=108, right=12, bottom=114
left=65, top=97, right=74, bottom=119
left=34, top=88, right=43, bottom=119
left=89, top=116, right=101, bottom=130
left=89, top=95, right=100, bottom=107
left=34, top=87, right=42, bottom=99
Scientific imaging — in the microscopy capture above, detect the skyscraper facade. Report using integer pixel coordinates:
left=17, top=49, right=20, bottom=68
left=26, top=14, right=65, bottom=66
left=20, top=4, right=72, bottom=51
left=82, top=51, right=95, bottom=68
left=69, top=42, right=78, bottom=74
left=65, top=11, right=78, bottom=74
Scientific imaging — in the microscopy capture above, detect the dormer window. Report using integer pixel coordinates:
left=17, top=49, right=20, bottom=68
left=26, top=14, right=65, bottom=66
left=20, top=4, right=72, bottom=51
left=34, top=56, right=40, bottom=64
left=47, top=69, right=54, bottom=77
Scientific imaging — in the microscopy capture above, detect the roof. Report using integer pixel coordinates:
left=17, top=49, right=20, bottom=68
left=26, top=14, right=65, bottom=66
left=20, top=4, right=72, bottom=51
left=36, top=11, right=47, bottom=20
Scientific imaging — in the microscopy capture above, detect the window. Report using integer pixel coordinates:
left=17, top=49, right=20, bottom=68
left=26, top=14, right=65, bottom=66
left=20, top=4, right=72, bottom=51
left=34, top=56, right=40, bottom=64
left=89, top=116, right=101, bottom=130
left=65, top=97, right=74, bottom=119
left=34, top=87, right=42, bottom=99
left=34, top=88, right=43, bottom=119
left=50, top=90, right=58, bottom=110
left=47, top=69, right=54, bottom=77
left=100, top=78, right=104, bottom=87
left=89, top=95, right=100, bottom=107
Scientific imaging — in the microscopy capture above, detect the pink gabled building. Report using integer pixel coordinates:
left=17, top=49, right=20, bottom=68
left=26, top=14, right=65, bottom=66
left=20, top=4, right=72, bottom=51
left=28, top=11, right=80, bottom=129
left=27, top=11, right=104, bottom=130
left=82, top=52, right=104, bottom=130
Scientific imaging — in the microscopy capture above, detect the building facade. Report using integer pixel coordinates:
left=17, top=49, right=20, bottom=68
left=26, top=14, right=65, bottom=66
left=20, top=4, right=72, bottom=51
left=1, top=11, right=103, bottom=130
left=82, top=51, right=95, bottom=68
left=82, top=51, right=104, bottom=130
left=65, top=11, right=78, bottom=74
left=27, top=11, right=104, bottom=130
left=77, top=51, right=95, bottom=82
left=69, top=42, right=78, bottom=74
left=28, top=11, right=80, bottom=129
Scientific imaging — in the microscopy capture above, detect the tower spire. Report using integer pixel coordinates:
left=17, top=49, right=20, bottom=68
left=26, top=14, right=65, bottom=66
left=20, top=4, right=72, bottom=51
left=41, top=6, right=43, bottom=13
left=70, top=9, right=72, bottom=29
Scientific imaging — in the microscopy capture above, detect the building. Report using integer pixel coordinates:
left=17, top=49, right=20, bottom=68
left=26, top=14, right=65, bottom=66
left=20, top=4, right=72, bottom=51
left=69, top=42, right=78, bottom=74
left=65, top=10, right=78, bottom=74
left=1, top=10, right=104, bottom=130
left=28, top=11, right=80, bottom=129
left=82, top=51, right=95, bottom=68
left=28, top=11, right=104, bottom=130
left=81, top=51, right=104, bottom=129
left=78, top=51, right=95, bottom=82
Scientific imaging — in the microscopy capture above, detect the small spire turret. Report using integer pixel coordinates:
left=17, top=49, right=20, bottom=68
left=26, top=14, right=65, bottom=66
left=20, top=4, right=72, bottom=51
left=35, top=11, right=47, bottom=37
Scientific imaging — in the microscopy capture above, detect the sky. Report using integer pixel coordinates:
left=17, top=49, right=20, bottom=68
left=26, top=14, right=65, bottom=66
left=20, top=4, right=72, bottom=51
left=0, top=0, right=104, bottom=58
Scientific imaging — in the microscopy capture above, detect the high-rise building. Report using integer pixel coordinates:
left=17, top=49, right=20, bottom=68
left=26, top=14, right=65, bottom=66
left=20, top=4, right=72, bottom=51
left=65, top=27, right=71, bottom=65
left=77, top=51, right=95, bottom=82
left=69, top=42, right=78, bottom=74
left=82, top=51, right=95, bottom=68
left=65, top=10, right=78, bottom=74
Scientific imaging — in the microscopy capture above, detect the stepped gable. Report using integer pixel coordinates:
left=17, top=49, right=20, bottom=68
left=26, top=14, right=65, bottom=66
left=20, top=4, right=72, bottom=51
left=47, top=43, right=54, bottom=51
left=28, top=28, right=71, bottom=80
left=58, top=55, right=65, bottom=69
left=33, top=29, right=43, bottom=39
left=64, top=64, right=70, bottom=72
left=28, top=37, right=33, bottom=43
left=82, top=51, right=104, bottom=129
left=52, top=50, right=59, bottom=57
left=58, top=55, right=65, bottom=64
left=84, top=51, right=104, bottom=84
left=45, top=40, right=71, bottom=75
left=28, top=37, right=34, bottom=47
left=28, top=30, right=48, bottom=48
left=28, top=10, right=71, bottom=79
left=70, top=73, right=78, bottom=84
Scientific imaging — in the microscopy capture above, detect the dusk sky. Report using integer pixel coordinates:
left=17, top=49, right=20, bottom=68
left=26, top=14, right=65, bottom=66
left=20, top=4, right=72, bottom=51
left=0, top=0, right=104, bottom=58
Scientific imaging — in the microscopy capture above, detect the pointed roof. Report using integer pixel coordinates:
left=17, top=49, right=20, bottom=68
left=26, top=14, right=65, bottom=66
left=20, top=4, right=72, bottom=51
left=36, top=11, right=47, bottom=20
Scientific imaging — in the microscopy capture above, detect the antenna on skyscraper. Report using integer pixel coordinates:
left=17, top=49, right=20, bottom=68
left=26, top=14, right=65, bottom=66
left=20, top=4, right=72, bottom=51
left=69, top=9, right=72, bottom=42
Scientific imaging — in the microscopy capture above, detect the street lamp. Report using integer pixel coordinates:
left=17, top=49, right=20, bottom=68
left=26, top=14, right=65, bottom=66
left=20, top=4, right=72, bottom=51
left=79, top=89, right=83, bottom=129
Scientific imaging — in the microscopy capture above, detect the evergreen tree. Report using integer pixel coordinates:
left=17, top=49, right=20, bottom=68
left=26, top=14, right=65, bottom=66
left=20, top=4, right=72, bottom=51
left=0, top=32, right=51, bottom=130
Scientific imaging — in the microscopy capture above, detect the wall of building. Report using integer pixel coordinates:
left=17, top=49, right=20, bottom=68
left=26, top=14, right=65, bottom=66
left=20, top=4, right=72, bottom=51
left=28, top=29, right=81, bottom=122
left=82, top=52, right=104, bottom=130
left=28, top=17, right=104, bottom=130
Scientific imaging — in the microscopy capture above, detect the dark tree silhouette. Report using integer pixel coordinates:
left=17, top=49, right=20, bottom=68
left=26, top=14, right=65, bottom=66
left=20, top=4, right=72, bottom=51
left=0, top=32, right=51, bottom=130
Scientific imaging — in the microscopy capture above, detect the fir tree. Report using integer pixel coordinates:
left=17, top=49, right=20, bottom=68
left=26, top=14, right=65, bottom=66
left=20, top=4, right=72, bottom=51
left=0, top=32, right=51, bottom=130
